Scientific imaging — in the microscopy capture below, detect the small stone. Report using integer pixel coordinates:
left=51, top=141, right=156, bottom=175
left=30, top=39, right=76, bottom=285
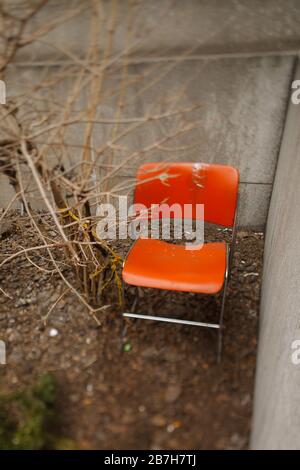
left=248, top=309, right=257, bottom=318
left=49, top=328, right=58, bottom=337
left=166, top=420, right=181, bottom=433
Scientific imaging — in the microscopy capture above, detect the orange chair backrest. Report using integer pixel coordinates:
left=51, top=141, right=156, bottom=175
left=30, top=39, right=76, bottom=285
left=134, top=162, right=239, bottom=227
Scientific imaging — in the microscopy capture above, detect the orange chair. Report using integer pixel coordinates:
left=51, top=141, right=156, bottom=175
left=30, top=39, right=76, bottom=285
left=122, top=162, right=239, bottom=360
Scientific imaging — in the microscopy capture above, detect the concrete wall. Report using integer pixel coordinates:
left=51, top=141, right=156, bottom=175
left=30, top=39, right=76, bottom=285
left=251, top=61, right=300, bottom=449
left=1, top=0, right=300, bottom=227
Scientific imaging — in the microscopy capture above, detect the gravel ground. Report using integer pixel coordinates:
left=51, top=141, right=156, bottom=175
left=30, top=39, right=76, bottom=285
left=0, top=214, right=264, bottom=449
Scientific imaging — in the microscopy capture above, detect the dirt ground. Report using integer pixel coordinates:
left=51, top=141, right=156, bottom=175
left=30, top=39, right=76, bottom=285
left=0, top=214, right=264, bottom=450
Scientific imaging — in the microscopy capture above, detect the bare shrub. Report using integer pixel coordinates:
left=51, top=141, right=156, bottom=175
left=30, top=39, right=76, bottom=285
left=0, top=0, right=201, bottom=321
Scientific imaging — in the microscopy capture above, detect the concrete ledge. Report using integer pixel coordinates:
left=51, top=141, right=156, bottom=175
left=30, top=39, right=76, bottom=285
left=251, top=60, right=300, bottom=449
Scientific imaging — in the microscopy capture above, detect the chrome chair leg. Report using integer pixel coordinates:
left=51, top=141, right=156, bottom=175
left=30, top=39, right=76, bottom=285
left=131, top=286, right=139, bottom=313
left=217, top=247, right=230, bottom=363
left=120, top=284, right=139, bottom=351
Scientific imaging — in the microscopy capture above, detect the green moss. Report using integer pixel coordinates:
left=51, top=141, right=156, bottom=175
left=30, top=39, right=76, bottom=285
left=0, top=373, right=74, bottom=450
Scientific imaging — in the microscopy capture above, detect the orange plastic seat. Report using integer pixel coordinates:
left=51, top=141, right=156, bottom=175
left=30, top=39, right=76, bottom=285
left=123, top=238, right=227, bottom=294
left=122, top=161, right=239, bottom=360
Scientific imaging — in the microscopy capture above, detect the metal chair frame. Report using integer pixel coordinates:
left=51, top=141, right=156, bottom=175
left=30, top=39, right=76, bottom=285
left=122, top=174, right=239, bottom=362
